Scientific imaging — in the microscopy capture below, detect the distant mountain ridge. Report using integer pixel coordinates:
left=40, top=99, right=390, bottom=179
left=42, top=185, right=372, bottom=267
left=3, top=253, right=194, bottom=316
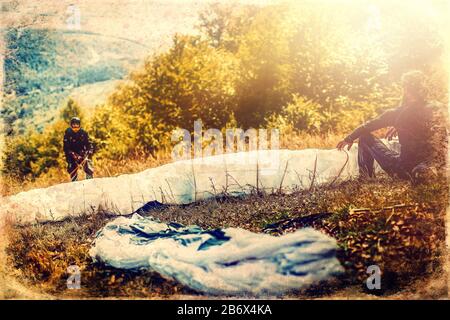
left=1, top=0, right=271, bottom=133
left=2, top=29, right=148, bottom=133
left=1, top=1, right=208, bottom=133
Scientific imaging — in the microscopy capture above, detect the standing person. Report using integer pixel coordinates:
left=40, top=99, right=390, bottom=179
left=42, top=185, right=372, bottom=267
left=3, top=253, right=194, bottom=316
left=336, top=70, right=447, bottom=184
left=63, top=117, right=94, bottom=181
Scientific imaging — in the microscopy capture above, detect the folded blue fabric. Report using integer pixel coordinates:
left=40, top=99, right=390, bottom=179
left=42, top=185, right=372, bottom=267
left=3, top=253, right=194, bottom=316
left=90, top=214, right=343, bottom=295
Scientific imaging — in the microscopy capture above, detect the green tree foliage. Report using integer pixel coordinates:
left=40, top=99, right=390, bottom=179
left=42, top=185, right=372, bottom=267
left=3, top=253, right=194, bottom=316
left=92, top=35, right=239, bottom=159
left=234, top=5, right=293, bottom=127
left=4, top=28, right=57, bottom=96
left=2, top=121, right=66, bottom=179
left=88, top=103, right=140, bottom=160
left=2, top=28, right=131, bottom=135
left=2, top=99, right=80, bottom=179
left=60, top=98, right=84, bottom=124
left=93, top=0, right=446, bottom=158
left=3, top=1, right=447, bottom=179
left=198, top=3, right=260, bottom=52
left=234, top=2, right=397, bottom=127
left=266, top=95, right=325, bottom=134
left=2, top=28, right=57, bottom=133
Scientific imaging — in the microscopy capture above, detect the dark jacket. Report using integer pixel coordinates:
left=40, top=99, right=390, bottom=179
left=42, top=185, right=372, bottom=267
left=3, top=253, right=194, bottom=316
left=345, top=102, right=447, bottom=171
left=63, top=127, right=94, bottom=162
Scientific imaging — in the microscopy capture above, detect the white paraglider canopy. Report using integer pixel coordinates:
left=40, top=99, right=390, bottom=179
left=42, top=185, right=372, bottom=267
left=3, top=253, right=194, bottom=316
left=0, top=141, right=399, bottom=224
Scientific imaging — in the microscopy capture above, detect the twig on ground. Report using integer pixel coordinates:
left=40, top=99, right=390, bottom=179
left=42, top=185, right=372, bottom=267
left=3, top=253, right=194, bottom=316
left=226, top=173, right=245, bottom=192
left=165, top=179, right=176, bottom=203
left=328, top=150, right=349, bottom=188
left=159, top=187, right=167, bottom=204
left=293, top=170, right=304, bottom=189
left=279, top=160, right=289, bottom=193
left=209, top=177, right=217, bottom=197
left=191, top=161, right=197, bottom=202
left=309, top=155, right=318, bottom=192
left=256, top=161, right=260, bottom=194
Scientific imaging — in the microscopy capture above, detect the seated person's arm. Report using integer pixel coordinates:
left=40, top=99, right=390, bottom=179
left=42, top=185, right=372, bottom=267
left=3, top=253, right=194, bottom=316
left=345, top=109, right=399, bottom=142
left=337, top=108, right=399, bottom=150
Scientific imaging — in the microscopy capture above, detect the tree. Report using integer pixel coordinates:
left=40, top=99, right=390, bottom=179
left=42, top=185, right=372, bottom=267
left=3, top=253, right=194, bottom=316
left=60, top=98, right=84, bottom=125
left=198, top=3, right=260, bottom=52
left=101, top=34, right=239, bottom=158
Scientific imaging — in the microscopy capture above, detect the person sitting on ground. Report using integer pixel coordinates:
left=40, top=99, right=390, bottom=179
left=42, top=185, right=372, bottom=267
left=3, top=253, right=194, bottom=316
left=336, top=70, right=447, bottom=184
left=63, top=117, right=94, bottom=182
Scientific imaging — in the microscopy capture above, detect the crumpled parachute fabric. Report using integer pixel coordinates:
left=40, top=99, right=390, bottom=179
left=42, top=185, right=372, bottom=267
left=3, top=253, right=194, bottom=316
left=89, top=214, right=343, bottom=295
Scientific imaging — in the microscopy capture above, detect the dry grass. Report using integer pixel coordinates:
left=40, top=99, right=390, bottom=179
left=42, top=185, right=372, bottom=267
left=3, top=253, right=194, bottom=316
left=0, top=215, right=49, bottom=299
left=1, top=150, right=172, bottom=196
left=4, top=175, right=448, bottom=299
left=278, top=130, right=343, bottom=151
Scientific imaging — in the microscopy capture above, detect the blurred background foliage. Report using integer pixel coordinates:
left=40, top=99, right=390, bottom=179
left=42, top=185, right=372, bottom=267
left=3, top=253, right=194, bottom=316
left=2, top=0, right=448, bottom=181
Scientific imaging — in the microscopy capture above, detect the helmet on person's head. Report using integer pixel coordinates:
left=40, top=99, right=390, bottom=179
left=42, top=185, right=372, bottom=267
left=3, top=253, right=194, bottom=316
left=70, top=117, right=81, bottom=132
left=70, top=117, right=81, bottom=126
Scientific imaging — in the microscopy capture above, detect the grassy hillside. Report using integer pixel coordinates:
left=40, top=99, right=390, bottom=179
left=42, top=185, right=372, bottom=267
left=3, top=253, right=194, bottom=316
left=1, top=0, right=221, bottom=134
left=67, top=79, right=124, bottom=119
left=2, top=30, right=148, bottom=133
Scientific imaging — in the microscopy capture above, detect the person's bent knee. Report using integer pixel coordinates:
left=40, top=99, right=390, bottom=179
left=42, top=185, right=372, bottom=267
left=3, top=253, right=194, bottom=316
left=358, top=133, right=375, bottom=147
